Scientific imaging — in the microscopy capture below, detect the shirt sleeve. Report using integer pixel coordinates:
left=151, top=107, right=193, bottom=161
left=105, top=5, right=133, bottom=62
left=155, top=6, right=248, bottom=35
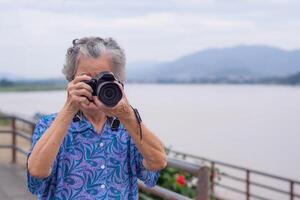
left=130, top=138, right=160, bottom=188
left=26, top=115, right=58, bottom=195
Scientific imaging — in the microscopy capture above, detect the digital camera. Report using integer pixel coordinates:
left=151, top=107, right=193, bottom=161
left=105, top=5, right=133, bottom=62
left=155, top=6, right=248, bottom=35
left=83, top=71, right=123, bottom=107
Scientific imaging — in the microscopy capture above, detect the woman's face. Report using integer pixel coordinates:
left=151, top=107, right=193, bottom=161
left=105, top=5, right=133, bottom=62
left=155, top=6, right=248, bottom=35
left=74, top=53, right=113, bottom=113
left=75, top=53, right=112, bottom=78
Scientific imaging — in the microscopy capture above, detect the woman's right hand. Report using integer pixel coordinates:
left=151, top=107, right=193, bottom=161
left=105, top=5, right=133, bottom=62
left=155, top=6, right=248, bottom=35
left=64, top=75, right=93, bottom=113
left=28, top=76, right=93, bottom=179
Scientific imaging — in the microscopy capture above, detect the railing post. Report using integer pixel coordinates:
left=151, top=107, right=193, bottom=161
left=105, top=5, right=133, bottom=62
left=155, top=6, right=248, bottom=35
left=11, top=116, right=16, bottom=163
left=197, top=166, right=210, bottom=200
left=246, top=170, right=250, bottom=200
left=290, top=181, right=294, bottom=200
left=210, top=161, right=215, bottom=195
left=30, top=123, right=35, bottom=145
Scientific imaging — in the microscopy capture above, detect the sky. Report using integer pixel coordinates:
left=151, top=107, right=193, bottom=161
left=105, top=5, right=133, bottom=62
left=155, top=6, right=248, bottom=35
left=0, top=0, right=300, bottom=79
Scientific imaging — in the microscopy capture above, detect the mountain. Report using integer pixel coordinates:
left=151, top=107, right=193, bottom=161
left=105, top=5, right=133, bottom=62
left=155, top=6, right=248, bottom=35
left=261, top=71, right=300, bottom=85
left=126, top=61, right=161, bottom=81
left=282, top=71, right=300, bottom=84
left=0, top=72, right=23, bottom=81
left=127, top=45, right=300, bottom=82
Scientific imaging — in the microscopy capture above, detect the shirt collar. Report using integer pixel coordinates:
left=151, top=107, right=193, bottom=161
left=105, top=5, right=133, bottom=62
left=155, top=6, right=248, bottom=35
left=78, top=113, right=110, bottom=134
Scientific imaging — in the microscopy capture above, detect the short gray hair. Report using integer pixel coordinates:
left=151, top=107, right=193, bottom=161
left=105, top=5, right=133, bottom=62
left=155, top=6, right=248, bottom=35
left=62, top=36, right=126, bottom=83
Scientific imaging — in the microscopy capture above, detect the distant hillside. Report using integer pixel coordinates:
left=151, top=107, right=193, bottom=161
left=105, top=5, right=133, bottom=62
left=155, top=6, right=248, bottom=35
left=1, top=45, right=300, bottom=92
left=0, top=78, right=67, bottom=91
left=127, top=45, right=300, bottom=83
left=261, top=71, right=300, bottom=85
left=0, top=71, right=299, bottom=92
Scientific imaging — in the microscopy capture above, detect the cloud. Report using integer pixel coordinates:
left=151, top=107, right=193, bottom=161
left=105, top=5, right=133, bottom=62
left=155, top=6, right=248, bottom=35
left=0, top=0, right=299, bottom=78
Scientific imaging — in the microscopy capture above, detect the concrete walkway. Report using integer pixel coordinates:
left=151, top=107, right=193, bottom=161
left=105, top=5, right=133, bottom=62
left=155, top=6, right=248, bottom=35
left=0, top=162, right=35, bottom=200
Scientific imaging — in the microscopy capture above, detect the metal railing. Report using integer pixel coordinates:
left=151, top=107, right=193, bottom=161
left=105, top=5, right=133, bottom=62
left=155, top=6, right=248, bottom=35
left=167, top=149, right=300, bottom=200
left=1, top=114, right=299, bottom=200
left=0, top=114, right=35, bottom=162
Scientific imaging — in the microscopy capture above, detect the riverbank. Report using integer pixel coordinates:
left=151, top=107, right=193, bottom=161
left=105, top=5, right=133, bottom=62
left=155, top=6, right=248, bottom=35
left=0, top=85, right=66, bottom=92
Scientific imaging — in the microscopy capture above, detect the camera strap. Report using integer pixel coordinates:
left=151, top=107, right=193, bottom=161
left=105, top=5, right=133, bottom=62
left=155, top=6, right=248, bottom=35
left=74, top=111, right=121, bottom=132
left=130, top=105, right=143, bottom=140
left=107, top=106, right=143, bottom=141
left=73, top=107, right=142, bottom=140
left=107, top=116, right=120, bottom=131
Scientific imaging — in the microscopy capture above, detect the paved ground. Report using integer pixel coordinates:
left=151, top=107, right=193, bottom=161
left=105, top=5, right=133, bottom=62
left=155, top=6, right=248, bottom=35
left=0, top=162, right=35, bottom=200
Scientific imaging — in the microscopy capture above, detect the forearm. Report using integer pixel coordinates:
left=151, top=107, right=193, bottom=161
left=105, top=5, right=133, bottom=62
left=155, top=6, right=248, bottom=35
left=28, top=104, right=76, bottom=178
left=119, top=110, right=167, bottom=170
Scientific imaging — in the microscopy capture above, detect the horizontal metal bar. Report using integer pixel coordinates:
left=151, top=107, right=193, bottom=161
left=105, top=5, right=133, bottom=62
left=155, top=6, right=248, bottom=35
left=220, top=173, right=300, bottom=198
left=211, top=195, right=229, bottom=200
left=215, top=183, right=272, bottom=200
left=15, top=146, right=28, bottom=155
left=0, top=144, right=12, bottom=149
left=138, top=180, right=192, bottom=200
left=167, top=157, right=201, bottom=176
left=14, top=116, right=35, bottom=126
left=250, top=180, right=300, bottom=198
left=249, top=192, right=274, bottom=200
left=214, top=182, right=246, bottom=196
left=167, top=149, right=248, bottom=171
left=0, top=116, right=12, bottom=120
left=0, top=114, right=35, bottom=126
left=0, top=130, right=12, bottom=134
left=250, top=170, right=300, bottom=185
left=221, top=173, right=246, bottom=183
left=16, top=130, right=32, bottom=141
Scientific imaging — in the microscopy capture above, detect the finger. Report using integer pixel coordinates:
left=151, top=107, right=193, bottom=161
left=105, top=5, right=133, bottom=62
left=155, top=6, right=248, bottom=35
left=73, top=82, right=93, bottom=93
left=115, top=82, right=124, bottom=94
left=80, top=101, right=90, bottom=109
left=81, top=100, right=98, bottom=109
left=73, top=74, right=92, bottom=84
left=75, top=89, right=93, bottom=100
left=69, top=89, right=92, bottom=101
left=75, top=96, right=89, bottom=104
left=93, top=96, right=113, bottom=112
left=93, top=96, right=104, bottom=108
left=111, top=98, right=124, bottom=109
left=115, top=82, right=127, bottom=101
left=116, top=82, right=124, bottom=90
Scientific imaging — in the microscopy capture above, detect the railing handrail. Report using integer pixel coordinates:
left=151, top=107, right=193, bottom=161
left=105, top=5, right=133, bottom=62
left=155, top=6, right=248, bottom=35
left=167, top=148, right=300, bottom=185
left=1, top=113, right=299, bottom=199
left=167, top=149, right=300, bottom=199
left=0, top=115, right=35, bottom=126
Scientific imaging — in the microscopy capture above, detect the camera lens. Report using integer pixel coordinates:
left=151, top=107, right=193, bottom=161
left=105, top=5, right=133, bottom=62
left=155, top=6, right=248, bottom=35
left=104, top=88, right=114, bottom=99
left=97, top=82, right=122, bottom=107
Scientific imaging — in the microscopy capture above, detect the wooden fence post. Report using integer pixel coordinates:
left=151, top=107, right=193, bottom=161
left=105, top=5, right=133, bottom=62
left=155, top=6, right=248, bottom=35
left=30, top=123, right=35, bottom=145
left=197, top=166, right=210, bottom=200
left=11, top=117, right=16, bottom=163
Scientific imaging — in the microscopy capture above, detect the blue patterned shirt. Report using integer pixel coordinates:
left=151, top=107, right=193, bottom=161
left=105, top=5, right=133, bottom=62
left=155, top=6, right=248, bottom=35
left=26, top=113, right=160, bottom=199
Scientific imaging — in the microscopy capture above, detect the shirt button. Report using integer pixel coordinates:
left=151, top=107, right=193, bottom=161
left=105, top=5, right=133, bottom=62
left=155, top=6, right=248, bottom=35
left=99, top=142, right=104, bottom=147
left=100, top=184, right=105, bottom=189
left=100, top=165, right=105, bottom=169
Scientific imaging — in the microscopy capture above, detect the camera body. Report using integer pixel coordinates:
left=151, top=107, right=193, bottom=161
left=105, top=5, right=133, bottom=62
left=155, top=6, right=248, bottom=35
left=83, top=71, right=123, bottom=107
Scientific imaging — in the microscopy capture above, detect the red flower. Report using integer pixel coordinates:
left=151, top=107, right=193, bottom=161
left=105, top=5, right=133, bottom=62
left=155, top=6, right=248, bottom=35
left=176, top=175, right=186, bottom=186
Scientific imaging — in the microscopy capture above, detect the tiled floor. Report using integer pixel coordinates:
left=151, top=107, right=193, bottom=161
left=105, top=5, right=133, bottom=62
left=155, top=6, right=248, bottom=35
left=0, top=162, right=35, bottom=200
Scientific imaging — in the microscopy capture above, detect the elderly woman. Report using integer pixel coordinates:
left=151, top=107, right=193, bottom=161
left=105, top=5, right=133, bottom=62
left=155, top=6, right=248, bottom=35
left=27, top=37, right=167, bottom=199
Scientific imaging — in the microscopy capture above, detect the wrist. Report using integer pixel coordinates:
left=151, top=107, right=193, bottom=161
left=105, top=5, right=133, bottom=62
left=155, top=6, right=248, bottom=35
left=118, top=105, right=135, bottom=124
left=62, top=102, right=78, bottom=117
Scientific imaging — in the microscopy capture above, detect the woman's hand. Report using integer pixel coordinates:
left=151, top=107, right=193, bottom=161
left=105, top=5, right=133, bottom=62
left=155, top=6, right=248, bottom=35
left=64, top=75, right=93, bottom=113
left=91, top=83, right=134, bottom=120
